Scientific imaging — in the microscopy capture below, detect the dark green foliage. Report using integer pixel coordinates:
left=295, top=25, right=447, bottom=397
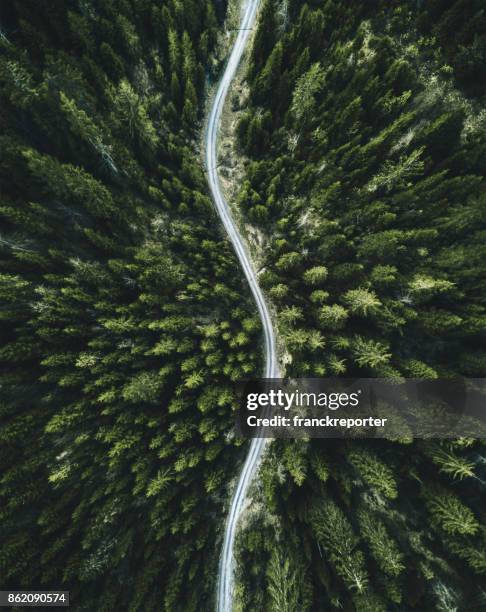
left=237, top=437, right=486, bottom=610
left=234, top=1, right=486, bottom=610
left=237, top=0, right=486, bottom=381
left=417, top=0, right=486, bottom=98
left=0, top=1, right=260, bottom=610
left=2, top=0, right=486, bottom=610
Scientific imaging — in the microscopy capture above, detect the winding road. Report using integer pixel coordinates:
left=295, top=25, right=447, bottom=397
left=204, top=1, right=279, bottom=610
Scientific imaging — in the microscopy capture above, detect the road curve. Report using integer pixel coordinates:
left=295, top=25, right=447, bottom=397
left=204, top=1, right=279, bottom=611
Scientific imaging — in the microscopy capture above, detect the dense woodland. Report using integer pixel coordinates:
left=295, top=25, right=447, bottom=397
left=234, top=1, right=486, bottom=611
left=0, top=1, right=265, bottom=611
left=1, top=0, right=486, bottom=611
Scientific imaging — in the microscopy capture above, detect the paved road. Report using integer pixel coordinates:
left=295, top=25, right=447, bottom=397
left=204, top=1, right=279, bottom=610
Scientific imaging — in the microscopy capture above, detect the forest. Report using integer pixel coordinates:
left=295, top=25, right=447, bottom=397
left=0, top=1, right=263, bottom=610
left=1, top=0, right=486, bottom=611
left=233, top=1, right=486, bottom=610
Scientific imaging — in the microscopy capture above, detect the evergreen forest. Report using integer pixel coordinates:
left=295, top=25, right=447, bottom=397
left=1, top=1, right=262, bottom=610
left=234, top=1, right=486, bottom=611
left=1, top=1, right=486, bottom=611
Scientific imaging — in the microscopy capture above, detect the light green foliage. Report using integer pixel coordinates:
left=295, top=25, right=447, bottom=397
left=352, top=337, right=392, bottom=369
left=444, top=526, right=486, bottom=575
left=310, top=449, right=329, bottom=481
left=279, top=305, right=304, bottom=326
left=60, top=91, right=117, bottom=172
left=426, top=490, right=479, bottom=535
left=352, top=591, right=388, bottom=612
left=343, top=288, right=381, bottom=316
left=114, top=78, right=159, bottom=149
left=122, top=371, right=166, bottom=403
left=408, top=275, right=455, bottom=304
left=266, top=543, right=311, bottom=612
left=310, top=500, right=368, bottom=593
left=319, top=304, right=348, bottom=329
left=401, top=358, right=438, bottom=378
left=283, top=441, right=308, bottom=486
left=366, top=147, right=425, bottom=193
left=269, top=283, right=289, bottom=299
left=22, top=148, right=116, bottom=218
left=291, top=62, right=326, bottom=124
left=275, top=251, right=301, bottom=271
left=303, top=266, right=328, bottom=285
left=347, top=448, right=398, bottom=499
left=358, top=509, right=405, bottom=577
left=428, top=444, right=475, bottom=480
